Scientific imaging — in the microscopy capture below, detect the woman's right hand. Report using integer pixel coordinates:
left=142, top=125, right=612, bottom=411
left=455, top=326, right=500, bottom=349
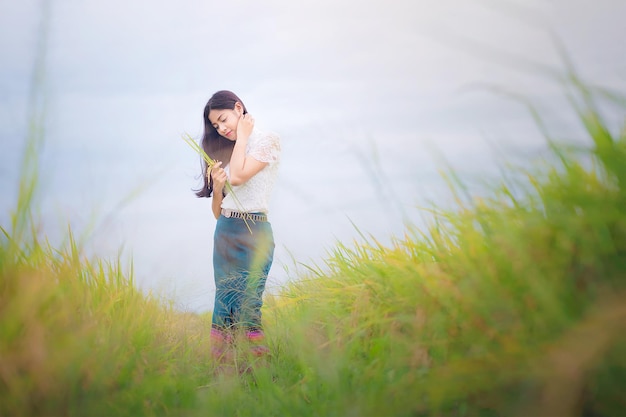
left=209, top=161, right=227, bottom=192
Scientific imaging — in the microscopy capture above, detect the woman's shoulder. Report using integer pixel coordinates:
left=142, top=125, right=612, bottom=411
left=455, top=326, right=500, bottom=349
left=250, top=127, right=280, bottom=147
left=248, top=127, right=281, bottom=162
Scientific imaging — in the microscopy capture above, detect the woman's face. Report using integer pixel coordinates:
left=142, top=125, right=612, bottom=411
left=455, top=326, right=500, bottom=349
left=208, top=102, right=243, bottom=141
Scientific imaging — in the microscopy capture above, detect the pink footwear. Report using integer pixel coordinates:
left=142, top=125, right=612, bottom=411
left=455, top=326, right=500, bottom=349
left=211, top=327, right=233, bottom=360
left=250, top=344, right=270, bottom=357
left=247, top=329, right=270, bottom=357
left=246, top=329, right=265, bottom=343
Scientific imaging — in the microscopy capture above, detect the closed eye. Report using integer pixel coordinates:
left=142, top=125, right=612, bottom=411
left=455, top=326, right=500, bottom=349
left=211, top=115, right=227, bottom=130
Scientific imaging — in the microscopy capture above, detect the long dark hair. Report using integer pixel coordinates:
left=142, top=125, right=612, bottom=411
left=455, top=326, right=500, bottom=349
left=195, top=90, right=248, bottom=198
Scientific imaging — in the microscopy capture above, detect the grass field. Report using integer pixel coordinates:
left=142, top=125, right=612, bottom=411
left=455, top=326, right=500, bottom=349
left=1, top=77, right=625, bottom=416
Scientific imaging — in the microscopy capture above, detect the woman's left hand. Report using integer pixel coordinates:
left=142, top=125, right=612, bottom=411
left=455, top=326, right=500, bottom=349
left=236, top=113, right=254, bottom=141
left=209, top=161, right=227, bottom=192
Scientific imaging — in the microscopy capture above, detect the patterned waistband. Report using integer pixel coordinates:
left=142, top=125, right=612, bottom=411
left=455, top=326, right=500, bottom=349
left=221, top=209, right=268, bottom=222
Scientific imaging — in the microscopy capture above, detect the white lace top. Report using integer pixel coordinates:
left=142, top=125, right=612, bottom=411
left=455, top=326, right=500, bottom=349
left=222, top=127, right=281, bottom=214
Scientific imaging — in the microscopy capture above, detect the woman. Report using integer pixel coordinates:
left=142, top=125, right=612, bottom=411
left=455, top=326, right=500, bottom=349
left=195, top=90, right=281, bottom=358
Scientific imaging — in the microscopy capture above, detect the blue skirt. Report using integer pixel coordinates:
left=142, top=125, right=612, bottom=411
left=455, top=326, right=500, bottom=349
left=211, top=214, right=275, bottom=331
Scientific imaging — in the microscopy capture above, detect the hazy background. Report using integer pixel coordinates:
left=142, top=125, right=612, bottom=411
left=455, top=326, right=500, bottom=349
left=1, top=0, right=625, bottom=312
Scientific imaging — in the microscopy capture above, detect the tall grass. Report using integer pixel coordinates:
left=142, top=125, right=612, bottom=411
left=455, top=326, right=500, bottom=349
left=1, top=156, right=214, bottom=416
left=251, top=78, right=626, bottom=417
left=2, top=73, right=625, bottom=416
left=2, top=3, right=214, bottom=413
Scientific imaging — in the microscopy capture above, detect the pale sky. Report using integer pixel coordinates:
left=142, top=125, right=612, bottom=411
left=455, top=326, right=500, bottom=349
left=1, top=0, right=625, bottom=312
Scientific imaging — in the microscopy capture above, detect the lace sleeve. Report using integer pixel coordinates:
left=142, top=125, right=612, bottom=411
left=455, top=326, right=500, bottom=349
left=248, top=131, right=281, bottom=164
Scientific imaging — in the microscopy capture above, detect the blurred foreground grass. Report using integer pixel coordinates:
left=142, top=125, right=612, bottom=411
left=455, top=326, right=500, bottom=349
left=2, top=77, right=625, bottom=416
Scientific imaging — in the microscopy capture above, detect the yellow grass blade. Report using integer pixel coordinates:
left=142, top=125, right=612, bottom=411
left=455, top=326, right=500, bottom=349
left=182, top=133, right=253, bottom=233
